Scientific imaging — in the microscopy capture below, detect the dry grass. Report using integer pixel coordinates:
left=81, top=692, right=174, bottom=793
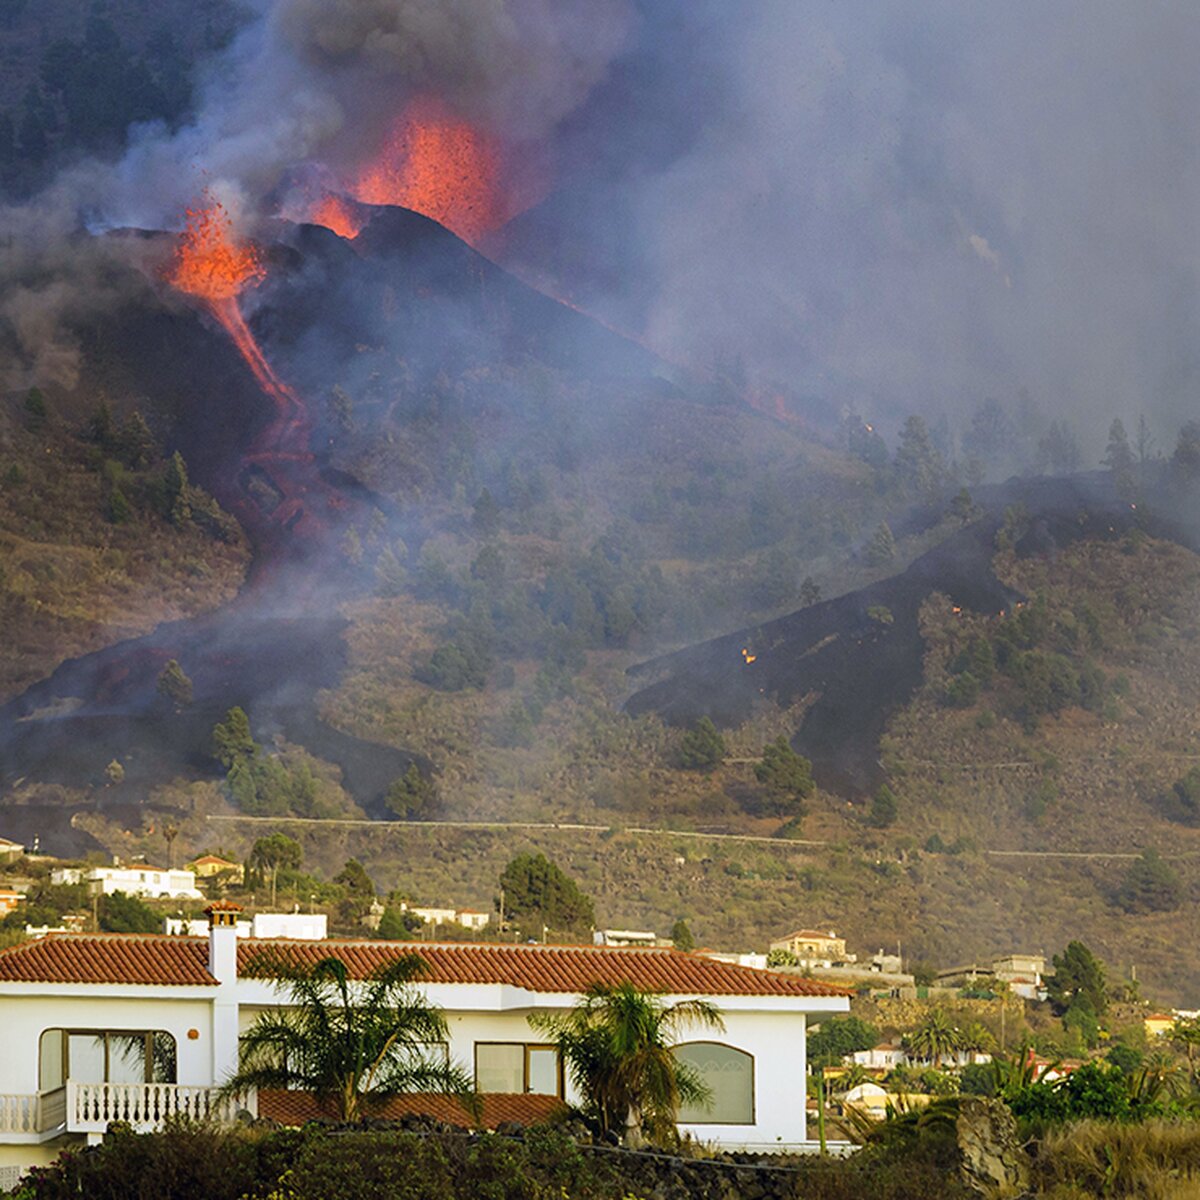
left=1035, top=1119, right=1200, bottom=1198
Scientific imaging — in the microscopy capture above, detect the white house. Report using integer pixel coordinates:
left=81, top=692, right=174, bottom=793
left=163, top=912, right=328, bottom=941
left=0, top=906, right=850, bottom=1184
left=400, top=903, right=490, bottom=930
left=50, top=865, right=202, bottom=901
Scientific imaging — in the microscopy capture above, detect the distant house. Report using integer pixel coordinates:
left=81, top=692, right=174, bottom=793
left=401, top=903, right=490, bottom=931
left=769, top=930, right=848, bottom=968
left=594, top=929, right=663, bottom=948
left=1144, top=1013, right=1175, bottom=1039
left=0, top=839, right=24, bottom=863
left=164, top=912, right=327, bottom=941
left=850, top=1042, right=908, bottom=1070
left=936, top=952, right=1046, bottom=1000
left=51, top=865, right=202, bottom=901
left=700, top=951, right=770, bottom=971
left=187, top=855, right=245, bottom=885
left=0, top=891, right=23, bottom=919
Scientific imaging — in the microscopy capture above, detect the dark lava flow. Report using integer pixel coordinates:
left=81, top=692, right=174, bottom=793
left=1, top=202, right=668, bottom=855
left=626, top=473, right=1200, bottom=797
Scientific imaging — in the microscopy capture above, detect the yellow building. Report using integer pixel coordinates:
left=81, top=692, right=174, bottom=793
left=1144, top=1013, right=1175, bottom=1039
left=769, top=929, right=847, bottom=966
left=187, top=855, right=245, bottom=885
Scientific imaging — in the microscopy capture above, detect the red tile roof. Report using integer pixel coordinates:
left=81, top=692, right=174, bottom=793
left=256, top=1089, right=566, bottom=1129
left=0, top=934, right=217, bottom=986
left=0, top=935, right=851, bottom=997
left=237, top=940, right=851, bottom=997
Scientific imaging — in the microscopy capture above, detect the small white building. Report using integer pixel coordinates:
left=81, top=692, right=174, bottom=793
left=0, top=838, right=24, bottom=862
left=51, top=865, right=201, bottom=901
left=593, top=929, right=662, bottom=948
left=164, top=913, right=327, bottom=941
left=401, top=903, right=490, bottom=931
left=0, top=907, right=850, bottom=1184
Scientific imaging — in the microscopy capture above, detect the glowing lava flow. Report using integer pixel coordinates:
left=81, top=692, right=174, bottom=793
left=168, top=202, right=331, bottom=535
left=350, top=96, right=504, bottom=246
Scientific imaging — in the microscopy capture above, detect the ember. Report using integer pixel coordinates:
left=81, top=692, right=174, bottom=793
left=169, top=202, right=264, bottom=302
left=741, top=647, right=757, bottom=664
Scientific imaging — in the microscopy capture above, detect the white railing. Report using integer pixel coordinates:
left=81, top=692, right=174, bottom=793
left=65, top=1082, right=253, bottom=1134
left=0, top=1093, right=40, bottom=1134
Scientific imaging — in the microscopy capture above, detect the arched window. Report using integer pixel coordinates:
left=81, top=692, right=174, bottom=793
left=39, top=1030, right=177, bottom=1091
left=673, top=1041, right=754, bottom=1125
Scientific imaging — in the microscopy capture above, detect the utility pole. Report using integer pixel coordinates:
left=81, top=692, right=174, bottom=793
left=498, top=887, right=505, bottom=936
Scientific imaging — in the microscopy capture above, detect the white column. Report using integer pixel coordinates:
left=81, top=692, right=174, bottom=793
left=208, top=923, right=240, bottom=1084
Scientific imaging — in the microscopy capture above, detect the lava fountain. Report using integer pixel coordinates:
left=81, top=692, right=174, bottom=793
left=350, top=96, right=504, bottom=246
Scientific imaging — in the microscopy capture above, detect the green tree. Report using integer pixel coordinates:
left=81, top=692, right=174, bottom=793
left=212, top=707, right=256, bottom=768
left=904, top=1010, right=963, bottom=1069
left=117, top=410, right=157, bottom=468
left=893, top=415, right=946, bottom=500
left=156, top=659, right=193, bottom=708
left=335, top=859, right=376, bottom=917
left=1046, top=941, right=1108, bottom=1017
left=248, top=833, right=302, bottom=906
left=1169, top=766, right=1200, bottom=824
left=864, top=521, right=896, bottom=567
left=23, top=387, right=46, bottom=430
left=678, top=717, right=726, bottom=770
left=498, top=852, right=594, bottom=937
left=753, top=737, right=814, bottom=814
left=471, top=487, right=501, bottom=537
left=949, top=487, right=977, bottom=525
left=385, top=764, right=436, bottom=821
left=98, top=891, right=159, bottom=933
left=1172, top=420, right=1200, bottom=484
left=107, top=485, right=131, bottom=524
left=670, top=919, right=694, bottom=953
left=223, top=951, right=476, bottom=1122
left=807, top=1015, right=879, bottom=1069
left=867, top=784, right=897, bottom=828
left=1103, top=418, right=1136, bottom=497
left=530, top=982, right=722, bottom=1145
left=1114, top=849, right=1182, bottom=914
left=1037, top=420, right=1082, bottom=474
left=104, top=759, right=125, bottom=785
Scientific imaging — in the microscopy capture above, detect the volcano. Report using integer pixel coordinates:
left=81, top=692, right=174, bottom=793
left=0, top=201, right=671, bottom=848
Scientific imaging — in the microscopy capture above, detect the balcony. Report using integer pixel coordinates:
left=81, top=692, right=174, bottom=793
left=0, top=1084, right=251, bottom=1142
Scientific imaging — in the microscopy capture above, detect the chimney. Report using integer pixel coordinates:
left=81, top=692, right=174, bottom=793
left=205, top=901, right=242, bottom=982
left=205, top=902, right=243, bottom=1084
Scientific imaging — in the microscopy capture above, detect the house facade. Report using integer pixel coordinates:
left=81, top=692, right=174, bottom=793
left=769, top=930, right=848, bottom=968
left=0, top=910, right=849, bottom=1184
left=49, top=865, right=202, bottom=901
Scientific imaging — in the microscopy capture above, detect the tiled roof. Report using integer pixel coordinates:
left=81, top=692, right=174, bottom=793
left=0, top=935, right=851, bottom=997
left=238, top=940, right=852, bottom=997
left=256, top=1089, right=566, bottom=1129
left=0, top=934, right=216, bottom=986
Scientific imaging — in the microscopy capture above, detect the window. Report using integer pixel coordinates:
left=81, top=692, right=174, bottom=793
left=674, top=1042, right=754, bottom=1125
left=39, top=1031, right=177, bottom=1091
left=474, top=1043, right=561, bottom=1096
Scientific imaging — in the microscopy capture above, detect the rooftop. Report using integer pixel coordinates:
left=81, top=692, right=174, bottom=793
left=0, top=935, right=853, bottom=997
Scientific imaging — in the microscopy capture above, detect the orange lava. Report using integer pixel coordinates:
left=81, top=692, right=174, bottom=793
left=351, top=97, right=504, bottom=245
left=309, top=194, right=366, bottom=240
left=169, top=202, right=264, bottom=302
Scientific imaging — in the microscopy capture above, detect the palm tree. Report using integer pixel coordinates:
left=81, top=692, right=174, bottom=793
left=222, top=951, right=477, bottom=1123
left=960, top=1021, right=998, bottom=1061
left=1171, top=1017, right=1200, bottom=1087
left=903, top=1010, right=963, bottom=1069
left=531, top=982, right=723, bottom=1146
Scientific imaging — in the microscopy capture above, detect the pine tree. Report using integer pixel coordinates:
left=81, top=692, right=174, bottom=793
left=156, top=659, right=193, bottom=708
left=1103, top=418, right=1136, bottom=498
left=385, top=764, right=436, bottom=820
left=679, top=717, right=726, bottom=770
left=670, top=918, right=695, bottom=953
left=865, top=521, right=896, bottom=566
left=868, top=784, right=898, bottom=828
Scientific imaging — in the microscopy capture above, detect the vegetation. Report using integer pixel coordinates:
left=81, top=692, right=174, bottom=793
left=530, top=982, right=721, bottom=1145
left=497, top=853, right=594, bottom=938
left=227, top=951, right=475, bottom=1122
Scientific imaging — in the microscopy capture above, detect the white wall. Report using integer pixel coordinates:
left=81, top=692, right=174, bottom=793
left=0, top=990, right=219, bottom=1094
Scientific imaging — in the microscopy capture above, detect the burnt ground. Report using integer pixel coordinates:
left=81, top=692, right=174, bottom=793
left=2, top=202, right=663, bottom=852
left=625, top=472, right=1200, bottom=797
